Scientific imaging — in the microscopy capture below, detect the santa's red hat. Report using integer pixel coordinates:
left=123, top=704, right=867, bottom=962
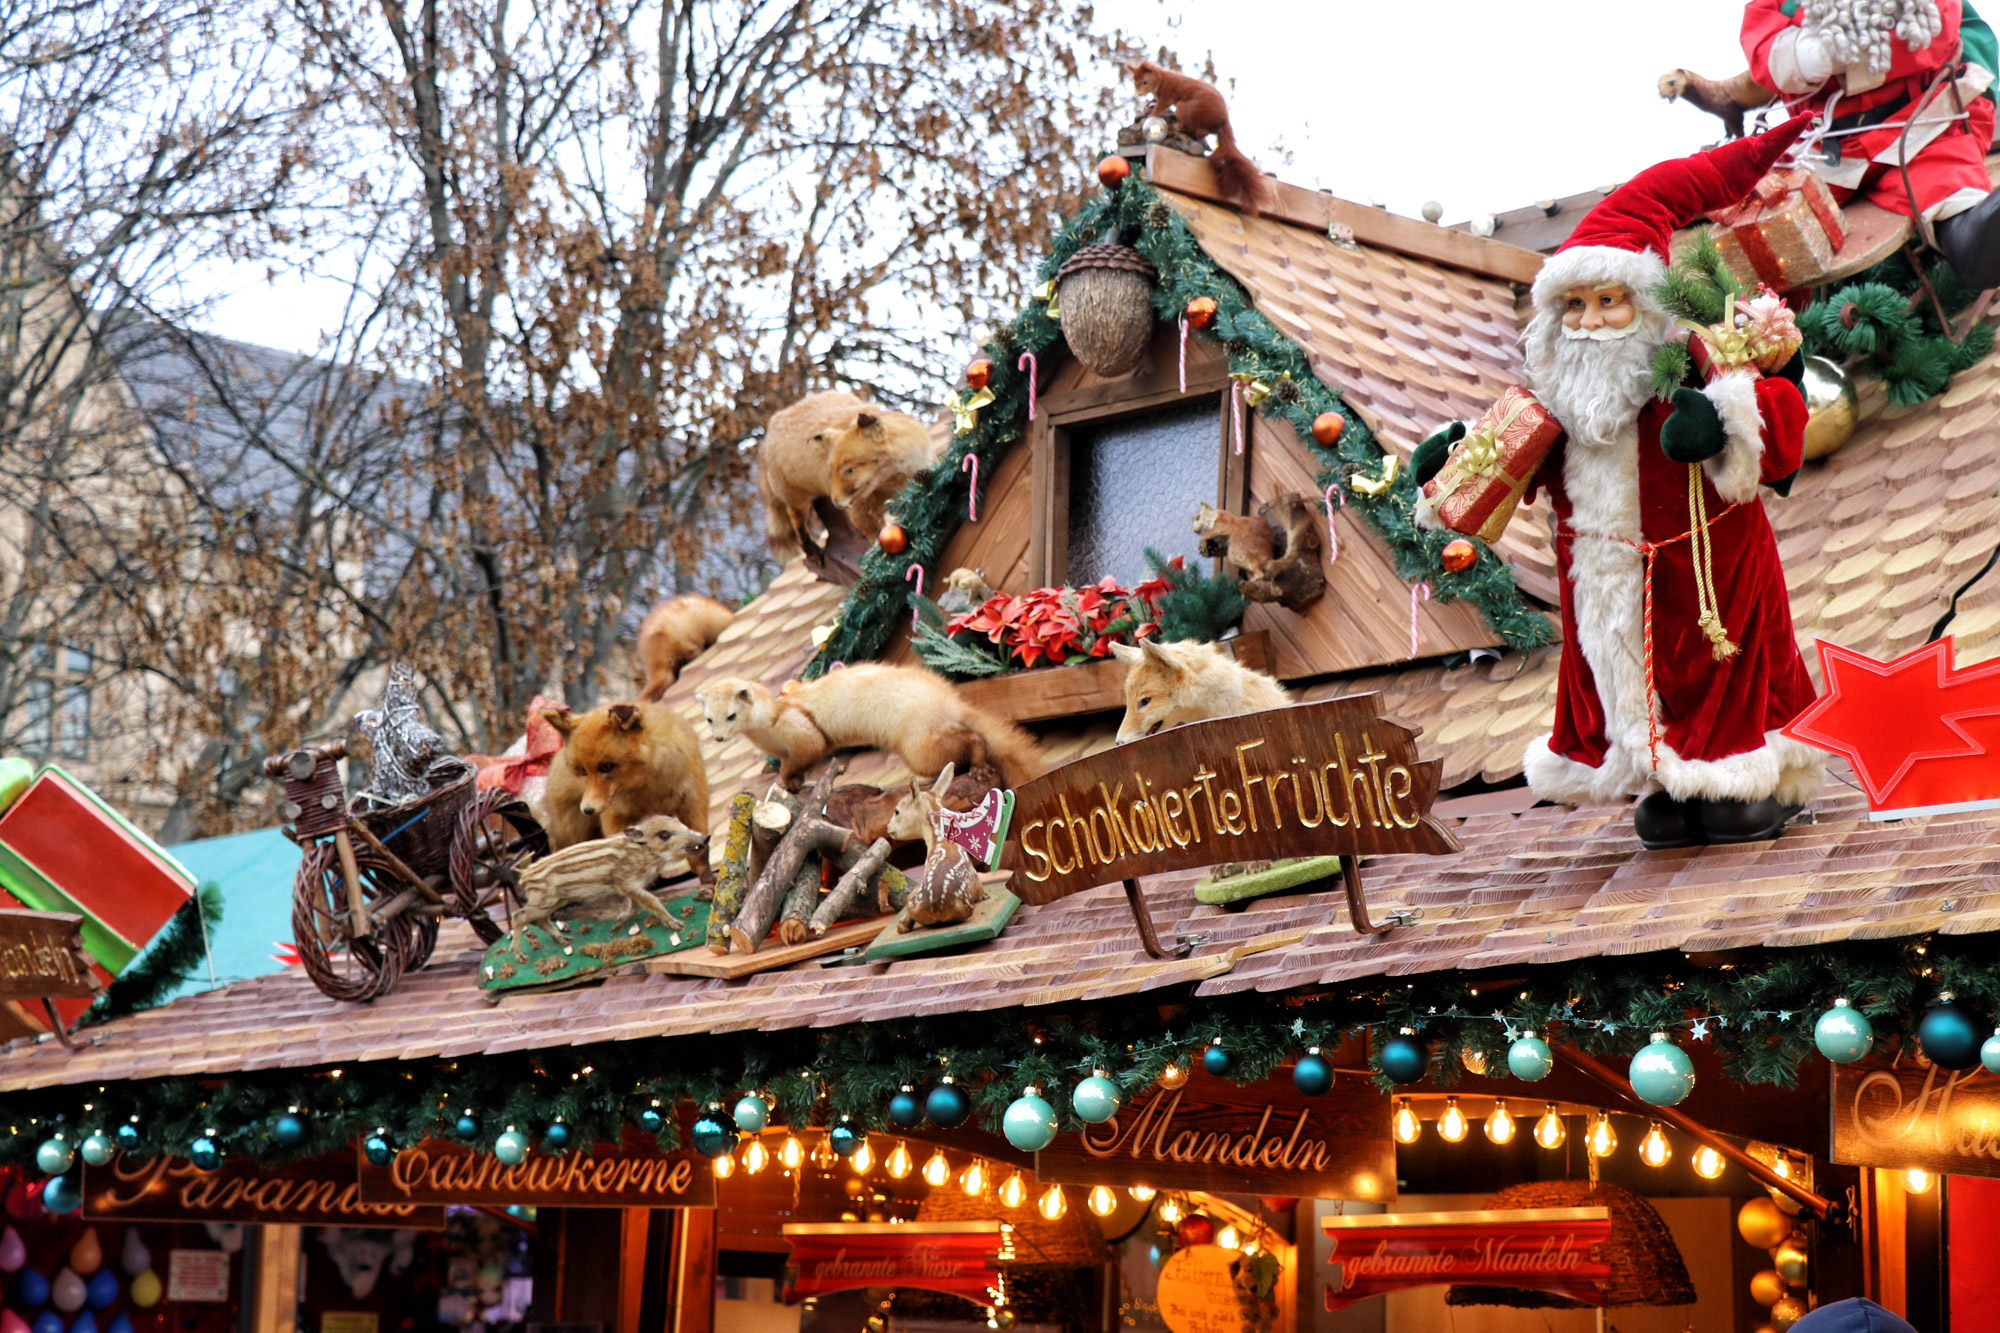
left=1532, top=115, right=1816, bottom=309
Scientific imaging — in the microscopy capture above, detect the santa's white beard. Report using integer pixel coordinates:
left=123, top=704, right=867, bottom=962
left=1801, top=0, right=1941, bottom=74
left=1522, top=305, right=1669, bottom=451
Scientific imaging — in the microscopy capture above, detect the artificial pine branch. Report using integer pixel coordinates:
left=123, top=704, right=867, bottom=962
left=83, top=883, right=224, bottom=1025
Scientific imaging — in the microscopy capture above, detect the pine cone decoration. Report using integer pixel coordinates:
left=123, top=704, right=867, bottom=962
left=1223, top=337, right=1250, bottom=355
left=1146, top=201, right=1173, bottom=229
left=1271, top=377, right=1302, bottom=405
left=1078, top=225, right=1099, bottom=244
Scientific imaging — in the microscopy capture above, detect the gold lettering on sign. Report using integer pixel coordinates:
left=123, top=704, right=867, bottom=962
left=1077, top=1088, right=1333, bottom=1173
left=385, top=1144, right=696, bottom=1200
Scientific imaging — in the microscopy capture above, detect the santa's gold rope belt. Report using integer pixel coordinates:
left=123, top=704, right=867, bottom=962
left=1560, top=467, right=1741, bottom=772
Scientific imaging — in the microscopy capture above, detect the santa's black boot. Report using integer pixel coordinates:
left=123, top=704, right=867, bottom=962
left=1696, top=796, right=1800, bottom=845
left=1633, top=790, right=1703, bottom=850
left=1934, top=190, right=2000, bottom=291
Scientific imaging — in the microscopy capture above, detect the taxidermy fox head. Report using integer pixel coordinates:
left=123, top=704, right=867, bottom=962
left=539, top=702, right=656, bottom=818
left=827, top=412, right=895, bottom=510
left=1109, top=638, right=1198, bottom=743
left=693, top=678, right=772, bottom=743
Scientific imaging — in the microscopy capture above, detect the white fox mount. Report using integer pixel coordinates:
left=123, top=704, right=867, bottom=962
left=998, top=696, right=1459, bottom=954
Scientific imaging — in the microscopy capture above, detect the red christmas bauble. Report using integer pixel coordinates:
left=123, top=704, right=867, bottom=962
left=1260, top=1196, right=1299, bottom=1214
left=1175, top=1215, right=1215, bottom=1246
left=1311, top=412, right=1345, bottom=446
left=1097, top=155, right=1132, bottom=188
left=1441, top=539, right=1478, bottom=573
left=878, top=522, right=909, bottom=554
left=1185, top=296, right=1218, bottom=329
left=779, top=679, right=803, bottom=696
left=966, top=359, right=992, bottom=390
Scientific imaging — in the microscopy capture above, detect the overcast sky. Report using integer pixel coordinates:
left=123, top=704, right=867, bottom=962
left=201, top=0, right=1763, bottom=355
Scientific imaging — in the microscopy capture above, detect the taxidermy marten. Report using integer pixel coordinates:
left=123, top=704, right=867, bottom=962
left=825, top=409, right=936, bottom=538
left=1658, top=67, right=1774, bottom=140
left=1126, top=61, right=1271, bottom=215
left=636, top=594, right=734, bottom=701
left=695, top=666, right=1044, bottom=789
left=540, top=701, right=710, bottom=849
left=758, top=389, right=871, bottom=556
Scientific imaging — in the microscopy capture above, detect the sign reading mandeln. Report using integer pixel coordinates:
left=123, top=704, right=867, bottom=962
left=1830, top=1057, right=2000, bottom=1177
left=782, top=1223, right=1003, bottom=1304
left=83, top=1152, right=443, bottom=1228
left=1323, top=1208, right=1614, bottom=1310
left=357, top=1133, right=712, bottom=1208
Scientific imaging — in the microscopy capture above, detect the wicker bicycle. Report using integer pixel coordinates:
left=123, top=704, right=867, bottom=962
left=265, top=741, right=548, bottom=1002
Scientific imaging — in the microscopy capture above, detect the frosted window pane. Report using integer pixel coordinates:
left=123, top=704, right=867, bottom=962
left=1066, top=398, right=1218, bottom=586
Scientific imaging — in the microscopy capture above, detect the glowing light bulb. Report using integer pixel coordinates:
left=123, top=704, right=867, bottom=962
left=780, top=1135, right=803, bottom=1169
left=1534, top=1104, right=1567, bottom=1150
left=1905, top=1167, right=1935, bottom=1194
left=1037, top=1185, right=1066, bottom=1220
left=923, top=1149, right=952, bottom=1187
left=1772, top=1153, right=1792, bottom=1180
left=999, top=1173, right=1026, bottom=1208
left=1485, top=1099, right=1516, bottom=1145
left=1437, top=1097, right=1469, bottom=1143
left=1393, top=1099, right=1422, bottom=1144
left=713, top=1152, right=736, bottom=1179
left=742, top=1138, right=769, bottom=1174
left=886, top=1141, right=913, bottom=1180
left=961, top=1161, right=987, bottom=1196
left=1691, top=1145, right=1725, bottom=1179
left=1088, top=1185, right=1117, bottom=1217
left=1216, top=1224, right=1240, bottom=1249
left=850, top=1142, right=873, bottom=1174
left=1586, top=1112, right=1617, bottom=1159
left=1158, top=1196, right=1184, bottom=1224
left=1639, top=1121, right=1671, bottom=1168
left=1129, top=1185, right=1156, bottom=1201
left=1158, top=1061, right=1189, bottom=1090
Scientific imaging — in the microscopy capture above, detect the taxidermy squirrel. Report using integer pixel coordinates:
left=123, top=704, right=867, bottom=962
left=1126, top=61, right=1271, bottom=215
left=1193, top=502, right=1276, bottom=578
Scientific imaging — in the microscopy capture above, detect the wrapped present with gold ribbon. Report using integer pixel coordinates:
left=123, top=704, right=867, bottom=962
left=1709, top=167, right=1846, bottom=292
left=1417, top=386, right=1561, bottom=544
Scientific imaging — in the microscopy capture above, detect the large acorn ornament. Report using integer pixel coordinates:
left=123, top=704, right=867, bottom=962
left=1800, top=355, right=1858, bottom=461
left=1057, top=241, right=1158, bottom=379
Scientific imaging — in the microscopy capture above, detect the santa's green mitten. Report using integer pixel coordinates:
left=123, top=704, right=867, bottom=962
left=1659, top=387, right=1725, bottom=463
left=1411, top=420, right=1466, bottom=487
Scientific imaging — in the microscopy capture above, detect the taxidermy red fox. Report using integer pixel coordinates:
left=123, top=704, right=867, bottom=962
left=758, top=389, right=871, bottom=556
left=1108, top=638, right=1289, bottom=743
left=825, top=409, right=936, bottom=538
left=1126, top=61, right=1271, bottom=215
left=540, top=701, right=710, bottom=849
left=636, top=594, right=734, bottom=701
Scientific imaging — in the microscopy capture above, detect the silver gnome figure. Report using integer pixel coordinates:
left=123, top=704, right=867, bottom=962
left=353, top=662, right=446, bottom=806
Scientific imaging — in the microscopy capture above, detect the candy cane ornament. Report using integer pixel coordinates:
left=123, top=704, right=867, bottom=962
left=1017, top=352, right=1038, bottom=421
left=1410, top=582, right=1431, bottom=658
left=961, top=453, right=980, bottom=522
left=904, top=564, right=925, bottom=627
left=1231, top=380, right=1245, bottom=456
left=1178, top=317, right=1189, bottom=394
left=1323, top=484, right=1344, bottom=564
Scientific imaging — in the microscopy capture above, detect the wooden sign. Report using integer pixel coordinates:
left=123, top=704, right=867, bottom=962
left=0, top=909, right=99, bottom=1001
left=83, top=1152, right=444, bottom=1227
left=1322, top=1208, right=1614, bottom=1310
left=1830, top=1058, right=2000, bottom=1177
left=1155, top=1245, right=1241, bottom=1333
left=782, top=1222, right=1003, bottom=1303
left=358, top=1132, right=713, bottom=1208
left=1033, top=1067, right=1394, bottom=1200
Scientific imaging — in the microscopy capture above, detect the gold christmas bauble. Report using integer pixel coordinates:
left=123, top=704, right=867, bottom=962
left=1801, top=354, right=1858, bottom=461
left=1749, top=1268, right=1787, bottom=1306
left=1773, top=1239, right=1809, bottom=1284
left=1770, top=1295, right=1808, bottom=1330
left=1738, top=1196, right=1790, bottom=1249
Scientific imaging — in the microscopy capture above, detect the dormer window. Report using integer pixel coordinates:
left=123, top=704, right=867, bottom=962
left=1064, top=396, right=1223, bottom=585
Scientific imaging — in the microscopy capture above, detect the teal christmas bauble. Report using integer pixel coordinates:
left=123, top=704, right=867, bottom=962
left=1072, top=1076, right=1121, bottom=1125
left=35, top=1138, right=73, bottom=1177
left=1628, top=1033, right=1696, bottom=1106
left=1293, top=1053, right=1334, bottom=1097
left=494, top=1129, right=530, bottom=1165
left=363, top=1134, right=394, bottom=1167
left=1507, top=1034, right=1555, bottom=1081
left=273, top=1115, right=307, bottom=1149
left=543, top=1123, right=570, bottom=1151
left=78, top=1134, right=115, bottom=1168
left=829, top=1123, right=865, bottom=1157
left=188, top=1137, right=222, bottom=1172
left=1003, top=1093, right=1058, bottom=1152
left=456, top=1114, right=481, bottom=1142
left=690, top=1114, right=734, bottom=1159
left=1378, top=1034, right=1429, bottom=1085
left=888, top=1090, right=923, bottom=1129
left=1921, top=1000, right=1985, bottom=1071
left=733, top=1095, right=770, bottom=1133
left=114, top=1122, right=143, bottom=1155
left=40, top=1175, right=80, bottom=1216
left=638, top=1108, right=665, bottom=1135
left=926, top=1083, right=971, bottom=1129
left=1202, top=1043, right=1233, bottom=1076
left=1984, top=1029, right=2000, bottom=1075
left=1814, top=1000, right=1874, bottom=1064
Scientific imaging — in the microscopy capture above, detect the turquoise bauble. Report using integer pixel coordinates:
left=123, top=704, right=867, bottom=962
left=1072, top=1076, right=1122, bottom=1125
left=690, top=1114, right=734, bottom=1159
left=40, top=1176, right=80, bottom=1216
left=1921, top=999, right=1985, bottom=1071
left=1982, top=1029, right=2000, bottom=1075
left=543, top=1123, right=570, bottom=1152
left=78, top=1134, right=115, bottom=1169
left=887, top=1090, right=922, bottom=1129
left=1814, top=1000, right=1874, bottom=1064
left=829, top=1124, right=865, bottom=1158
left=1003, top=1093, right=1058, bottom=1152
left=494, top=1130, right=530, bottom=1165
left=456, top=1114, right=481, bottom=1142
left=1378, top=1034, right=1429, bottom=1085
left=1293, top=1053, right=1334, bottom=1097
left=1507, top=1034, right=1555, bottom=1081
left=114, top=1123, right=143, bottom=1155
left=1628, top=1033, right=1695, bottom=1106
left=363, top=1135, right=394, bottom=1167
left=188, top=1137, right=222, bottom=1172
left=1202, top=1044, right=1233, bottom=1076
left=926, top=1083, right=971, bottom=1129
left=733, top=1096, right=770, bottom=1134
left=637, top=1108, right=665, bottom=1135
left=273, top=1115, right=307, bottom=1150
left=35, top=1139, right=73, bottom=1177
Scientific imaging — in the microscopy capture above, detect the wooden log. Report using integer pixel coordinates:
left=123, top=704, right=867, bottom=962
left=777, top=859, right=821, bottom=946
left=728, top=818, right=855, bottom=953
left=811, top=837, right=894, bottom=936
left=748, top=798, right=794, bottom=885
left=704, top=792, right=757, bottom=954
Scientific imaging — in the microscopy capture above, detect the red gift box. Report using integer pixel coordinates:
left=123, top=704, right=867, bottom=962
left=1420, top=386, right=1562, bottom=544
left=1711, top=167, right=1846, bottom=292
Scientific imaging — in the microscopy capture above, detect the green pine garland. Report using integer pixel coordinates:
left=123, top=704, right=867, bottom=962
left=1802, top=251, right=1995, bottom=406
left=82, top=884, right=224, bottom=1025
left=805, top=175, right=1551, bottom=679
left=5, top=929, right=1991, bottom=1168
left=1145, top=547, right=1244, bottom=644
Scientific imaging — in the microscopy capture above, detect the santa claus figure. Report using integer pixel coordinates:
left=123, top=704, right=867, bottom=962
left=1417, top=120, right=1827, bottom=848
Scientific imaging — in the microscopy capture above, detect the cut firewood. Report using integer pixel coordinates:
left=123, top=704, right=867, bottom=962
left=811, top=836, right=894, bottom=936
left=727, top=762, right=852, bottom=953
left=777, top=859, right=821, bottom=945
left=704, top=792, right=757, bottom=955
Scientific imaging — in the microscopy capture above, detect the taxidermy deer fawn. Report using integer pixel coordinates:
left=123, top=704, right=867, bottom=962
left=893, top=764, right=986, bottom=933
left=1126, top=61, right=1271, bottom=215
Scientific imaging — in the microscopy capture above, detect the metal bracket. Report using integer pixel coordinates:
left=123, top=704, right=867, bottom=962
left=1122, top=879, right=1203, bottom=959
left=1341, top=857, right=1414, bottom=936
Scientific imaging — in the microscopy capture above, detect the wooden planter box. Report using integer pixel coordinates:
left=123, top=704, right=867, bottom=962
left=954, top=632, right=1269, bottom=725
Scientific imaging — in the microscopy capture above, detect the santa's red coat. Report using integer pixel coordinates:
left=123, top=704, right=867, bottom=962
left=1528, top=373, right=1820, bottom=798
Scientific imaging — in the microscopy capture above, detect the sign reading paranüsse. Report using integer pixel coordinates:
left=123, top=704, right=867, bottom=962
left=0, top=909, right=99, bottom=1001
left=1034, top=1066, right=1394, bottom=1200
left=357, top=1131, right=713, bottom=1208
left=1831, top=1057, right=2000, bottom=1178
left=83, top=1152, right=444, bottom=1227
left=999, top=697, right=1459, bottom=904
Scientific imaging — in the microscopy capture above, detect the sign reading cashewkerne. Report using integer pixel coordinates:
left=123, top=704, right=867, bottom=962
left=1000, top=696, right=1460, bottom=902
left=357, top=1132, right=713, bottom=1208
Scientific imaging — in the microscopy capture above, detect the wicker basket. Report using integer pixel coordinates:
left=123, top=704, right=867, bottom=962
left=350, top=757, right=477, bottom=878
left=1444, top=1180, right=1695, bottom=1310
left=1056, top=243, right=1158, bottom=378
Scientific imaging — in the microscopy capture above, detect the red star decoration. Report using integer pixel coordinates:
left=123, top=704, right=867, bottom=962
left=1783, top=637, right=2000, bottom=814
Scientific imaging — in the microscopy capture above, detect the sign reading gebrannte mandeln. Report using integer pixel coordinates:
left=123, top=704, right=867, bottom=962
left=782, top=1223, right=1003, bottom=1304
left=0, top=909, right=99, bottom=1001
left=1033, top=1067, right=1394, bottom=1200
left=999, top=697, right=1460, bottom=903
left=1323, top=1208, right=1614, bottom=1310
left=357, top=1131, right=713, bottom=1208
left=1831, top=1058, right=2000, bottom=1177
left=83, top=1152, right=444, bottom=1227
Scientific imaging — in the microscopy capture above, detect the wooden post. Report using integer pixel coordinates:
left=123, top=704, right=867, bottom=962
left=619, top=1209, right=650, bottom=1333
left=251, top=1225, right=300, bottom=1333
left=670, top=1208, right=716, bottom=1333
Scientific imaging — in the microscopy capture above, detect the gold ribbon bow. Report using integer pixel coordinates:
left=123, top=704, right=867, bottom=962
left=1229, top=371, right=1272, bottom=408
left=1032, top=279, right=1060, bottom=322
left=1680, top=318, right=1754, bottom=373
left=951, top=387, right=995, bottom=435
left=1429, top=393, right=1536, bottom=507
left=1348, top=454, right=1401, bottom=497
